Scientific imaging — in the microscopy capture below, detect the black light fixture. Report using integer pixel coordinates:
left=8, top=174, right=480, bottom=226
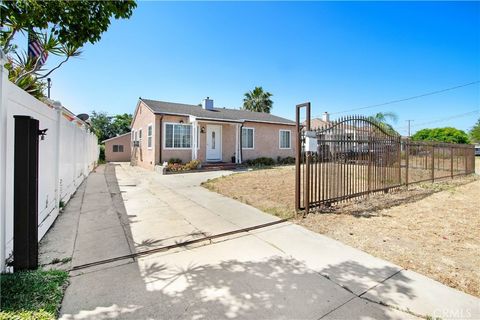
left=179, top=120, right=184, bottom=124
left=201, top=126, right=205, bottom=133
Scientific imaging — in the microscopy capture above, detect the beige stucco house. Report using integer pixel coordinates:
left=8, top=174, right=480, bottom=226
left=130, top=97, right=296, bottom=170
left=103, top=132, right=132, bottom=162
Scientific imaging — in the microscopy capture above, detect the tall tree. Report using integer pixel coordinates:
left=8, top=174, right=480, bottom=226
left=112, top=113, right=133, bottom=136
left=469, top=117, right=480, bottom=143
left=368, top=112, right=399, bottom=135
left=90, top=111, right=115, bottom=143
left=243, top=87, right=273, bottom=113
left=0, top=1, right=136, bottom=98
left=411, top=127, right=470, bottom=144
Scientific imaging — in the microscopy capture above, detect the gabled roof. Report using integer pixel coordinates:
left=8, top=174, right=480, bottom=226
left=102, top=132, right=131, bottom=143
left=140, top=98, right=295, bottom=125
left=308, top=118, right=331, bottom=129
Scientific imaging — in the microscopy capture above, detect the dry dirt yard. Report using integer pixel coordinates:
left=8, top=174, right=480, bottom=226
left=202, top=160, right=480, bottom=297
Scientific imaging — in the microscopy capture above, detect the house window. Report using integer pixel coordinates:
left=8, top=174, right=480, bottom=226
left=147, top=124, right=153, bottom=149
left=165, top=123, right=192, bottom=148
left=138, top=128, right=142, bottom=142
left=242, top=127, right=254, bottom=149
left=279, top=130, right=291, bottom=149
left=113, top=145, right=124, bottom=152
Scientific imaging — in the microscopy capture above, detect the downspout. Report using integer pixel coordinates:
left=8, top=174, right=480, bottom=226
left=239, top=123, right=244, bottom=163
left=158, top=116, right=163, bottom=164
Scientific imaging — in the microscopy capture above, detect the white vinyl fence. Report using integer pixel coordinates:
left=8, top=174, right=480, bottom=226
left=0, top=55, right=99, bottom=272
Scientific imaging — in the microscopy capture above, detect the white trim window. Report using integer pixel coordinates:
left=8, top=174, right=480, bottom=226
left=113, top=145, right=124, bottom=153
left=138, top=128, right=142, bottom=142
left=147, top=124, right=153, bottom=149
left=164, top=123, right=192, bottom=149
left=279, top=130, right=291, bottom=149
left=242, top=127, right=254, bottom=149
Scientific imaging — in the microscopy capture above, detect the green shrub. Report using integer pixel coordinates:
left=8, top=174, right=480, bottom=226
left=185, top=159, right=201, bottom=170
left=166, top=159, right=201, bottom=172
left=277, top=156, right=295, bottom=165
left=99, top=144, right=105, bottom=161
left=244, top=157, right=275, bottom=167
left=168, top=158, right=183, bottom=164
left=411, top=127, right=470, bottom=144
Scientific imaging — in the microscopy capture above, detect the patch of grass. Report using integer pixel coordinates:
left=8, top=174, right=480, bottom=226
left=49, top=257, right=72, bottom=265
left=0, top=269, right=69, bottom=320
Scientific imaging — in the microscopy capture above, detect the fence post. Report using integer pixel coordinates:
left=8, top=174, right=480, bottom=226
left=367, top=138, right=372, bottom=194
left=295, top=106, right=301, bottom=215
left=450, top=146, right=454, bottom=179
left=304, top=103, right=311, bottom=216
left=0, top=50, right=8, bottom=272
left=397, top=138, right=401, bottom=185
left=53, top=103, right=62, bottom=212
left=431, top=145, right=435, bottom=182
left=405, top=141, right=409, bottom=187
left=13, top=116, right=40, bottom=271
left=464, top=147, right=468, bottom=175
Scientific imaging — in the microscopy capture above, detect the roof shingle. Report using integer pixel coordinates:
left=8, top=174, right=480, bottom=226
left=140, top=99, right=295, bottom=125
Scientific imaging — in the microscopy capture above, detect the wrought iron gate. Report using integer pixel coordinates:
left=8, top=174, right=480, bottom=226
left=295, top=103, right=475, bottom=215
left=295, top=103, right=402, bottom=214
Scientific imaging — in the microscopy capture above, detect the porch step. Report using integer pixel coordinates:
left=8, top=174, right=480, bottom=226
left=202, top=162, right=242, bottom=171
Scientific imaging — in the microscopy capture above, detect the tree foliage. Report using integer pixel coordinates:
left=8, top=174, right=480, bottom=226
left=411, top=127, right=470, bottom=144
left=0, top=0, right=136, bottom=98
left=469, top=118, right=480, bottom=143
left=90, top=111, right=132, bottom=143
left=243, top=86, right=273, bottom=113
left=368, top=112, right=399, bottom=135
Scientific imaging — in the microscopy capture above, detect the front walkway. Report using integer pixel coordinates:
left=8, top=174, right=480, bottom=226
left=39, top=163, right=480, bottom=320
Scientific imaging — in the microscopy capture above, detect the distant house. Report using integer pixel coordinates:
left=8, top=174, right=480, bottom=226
left=103, top=132, right=131, bottom=162
left=130, top=97, right=296, bottom=170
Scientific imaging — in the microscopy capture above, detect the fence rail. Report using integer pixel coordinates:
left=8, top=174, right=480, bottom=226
left=295, top=103, right=476, bottom=214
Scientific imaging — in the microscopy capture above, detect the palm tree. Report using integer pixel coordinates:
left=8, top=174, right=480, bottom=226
left=369, top=112, right=399, bottom=134
left=243, top=87, right=273, bottom=113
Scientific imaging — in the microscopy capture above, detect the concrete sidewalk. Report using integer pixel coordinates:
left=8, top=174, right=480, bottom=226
left=40, top=163, right=480, bottom=320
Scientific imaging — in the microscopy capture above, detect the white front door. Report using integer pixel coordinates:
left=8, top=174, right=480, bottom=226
left=206, top=125, right=222, bottom=161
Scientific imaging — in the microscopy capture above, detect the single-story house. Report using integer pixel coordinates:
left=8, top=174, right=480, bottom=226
left=130, top=97, right=296, bottom=170
left=103, top=132, right=132, bottom=162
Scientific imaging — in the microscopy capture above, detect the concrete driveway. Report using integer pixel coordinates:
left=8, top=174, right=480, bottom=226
left=40, top=163, right=480, bottom=320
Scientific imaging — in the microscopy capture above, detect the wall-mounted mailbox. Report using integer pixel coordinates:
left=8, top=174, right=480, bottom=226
left=304, top=131, right=317, bottom=152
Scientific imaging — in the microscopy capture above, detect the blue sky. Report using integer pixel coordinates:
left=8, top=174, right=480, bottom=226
left=39, top=1, right=479, bottom=135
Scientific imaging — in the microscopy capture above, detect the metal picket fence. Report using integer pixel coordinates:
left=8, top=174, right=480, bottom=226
left=295, top=103, right=476, bottom=214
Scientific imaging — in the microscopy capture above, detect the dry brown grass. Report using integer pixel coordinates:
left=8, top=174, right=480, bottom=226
left=203, top=166, right=297, bottom=219
left=203, top=165, right=480, bottom=297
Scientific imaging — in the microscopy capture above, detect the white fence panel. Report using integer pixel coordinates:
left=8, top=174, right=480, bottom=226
left=0, top=62, right=98, bottom=271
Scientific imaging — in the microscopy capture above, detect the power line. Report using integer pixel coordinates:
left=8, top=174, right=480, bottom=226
left=314, top=81, right=480, bottom=117
left=395, top=109, right=479, bottom=131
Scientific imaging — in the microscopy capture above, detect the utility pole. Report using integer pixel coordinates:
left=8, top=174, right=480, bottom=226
left=406, top=120, right=414, bottom=137
left=47, top=78, right=51, bottom=99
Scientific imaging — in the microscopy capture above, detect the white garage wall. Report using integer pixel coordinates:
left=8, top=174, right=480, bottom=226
left=0, top=56, right=99, bottom=272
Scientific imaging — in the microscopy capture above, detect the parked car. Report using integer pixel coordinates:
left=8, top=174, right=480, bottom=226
left=336, top=143, right=398, bottom=165
left=475, top=145, right=480, bottom=156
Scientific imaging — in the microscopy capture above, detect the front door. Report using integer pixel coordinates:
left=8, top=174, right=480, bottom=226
left=206, top=125, right=222, bottom=161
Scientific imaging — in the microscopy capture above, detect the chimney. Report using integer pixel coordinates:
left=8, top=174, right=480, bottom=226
left=322, top=112, right=330, bottom=122
left=202, top=97, right=214, bottom=110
